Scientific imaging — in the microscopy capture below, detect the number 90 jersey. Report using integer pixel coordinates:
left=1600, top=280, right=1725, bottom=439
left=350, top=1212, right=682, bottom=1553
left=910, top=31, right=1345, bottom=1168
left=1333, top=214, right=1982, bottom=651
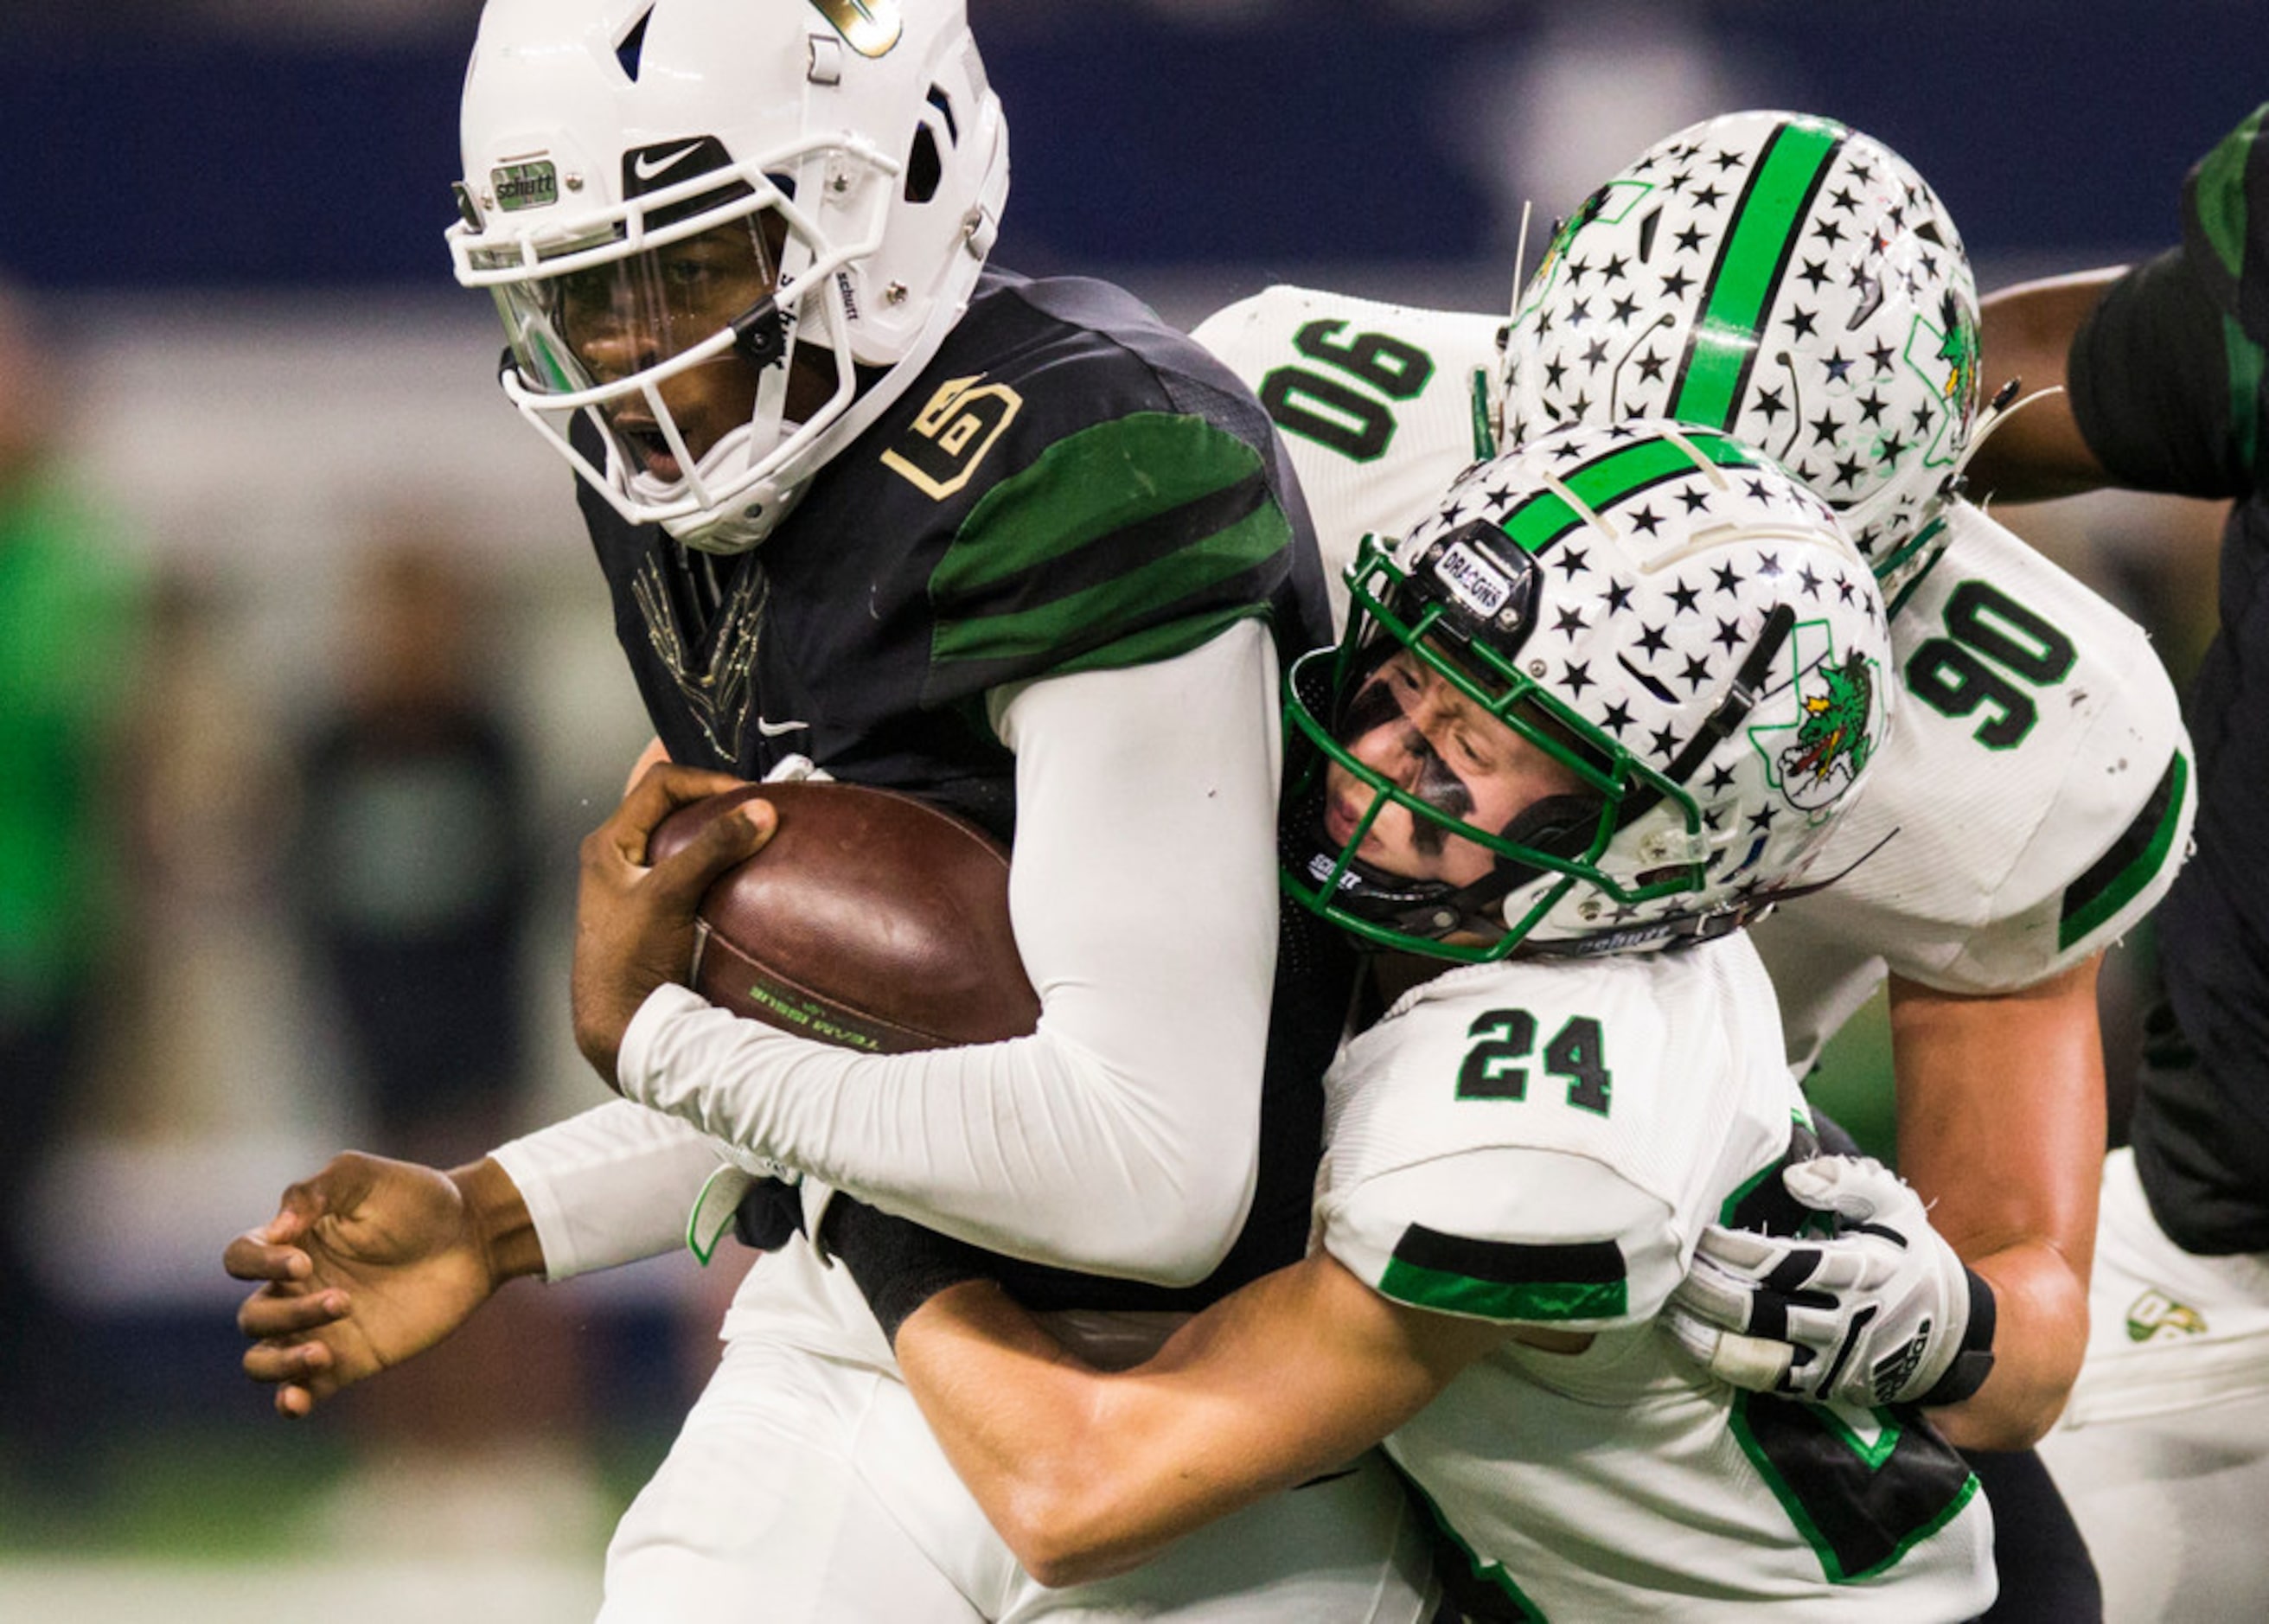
left=1195, top=285, right=2197, bottom=1071
left=1316, top=941, right=1995, bottom=1616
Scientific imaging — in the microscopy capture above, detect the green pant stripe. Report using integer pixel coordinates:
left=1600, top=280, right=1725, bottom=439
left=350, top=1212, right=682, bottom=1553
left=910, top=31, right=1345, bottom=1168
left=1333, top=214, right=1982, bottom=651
left=1671, top=119, right=1844, bottom=428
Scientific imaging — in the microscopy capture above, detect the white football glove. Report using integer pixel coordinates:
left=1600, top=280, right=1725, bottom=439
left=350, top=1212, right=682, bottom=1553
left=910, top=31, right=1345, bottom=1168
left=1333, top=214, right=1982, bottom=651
left=1664, top=1155, right=1997, bottom=1409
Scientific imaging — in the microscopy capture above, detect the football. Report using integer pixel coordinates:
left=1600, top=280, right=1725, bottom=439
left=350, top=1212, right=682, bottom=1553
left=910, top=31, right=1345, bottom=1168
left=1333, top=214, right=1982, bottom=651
left=647, top=781, right=1040, bottom=1053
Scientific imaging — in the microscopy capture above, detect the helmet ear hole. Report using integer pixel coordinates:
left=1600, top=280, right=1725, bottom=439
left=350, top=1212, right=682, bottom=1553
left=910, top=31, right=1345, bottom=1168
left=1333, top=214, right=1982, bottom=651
left=904, top=124, right=943, bottom=203
left=1499, top=792, right=1602, bottom=860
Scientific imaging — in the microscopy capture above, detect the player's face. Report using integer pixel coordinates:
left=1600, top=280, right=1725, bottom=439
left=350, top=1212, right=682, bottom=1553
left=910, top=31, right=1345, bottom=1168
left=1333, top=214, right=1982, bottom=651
left=1325, top=646, right=1587, bottom=888
left=550, top=218, right=779, bottom=479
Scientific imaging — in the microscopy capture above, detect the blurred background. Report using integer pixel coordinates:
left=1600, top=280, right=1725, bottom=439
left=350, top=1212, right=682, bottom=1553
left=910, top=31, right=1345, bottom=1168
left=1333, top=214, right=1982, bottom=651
left=0, top=1, right=2250, bottom=1615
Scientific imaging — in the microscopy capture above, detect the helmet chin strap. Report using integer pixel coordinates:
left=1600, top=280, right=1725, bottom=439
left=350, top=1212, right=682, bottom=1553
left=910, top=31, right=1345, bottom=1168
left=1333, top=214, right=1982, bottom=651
left=1313, top=788, right=1606, bottom=948
left=651, top=238, right=985, bottom=554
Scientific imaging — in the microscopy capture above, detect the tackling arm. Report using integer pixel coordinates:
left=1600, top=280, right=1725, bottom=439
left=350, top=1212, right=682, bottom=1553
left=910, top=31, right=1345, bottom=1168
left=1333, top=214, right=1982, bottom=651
left=608, top=622, right=1286, bottom=1282
left=888, top=1253, right=1502, bottom=1587
left=1887, top=956, right=2104, bottom=1448
left=1966, top=270, right=2123, bottom=503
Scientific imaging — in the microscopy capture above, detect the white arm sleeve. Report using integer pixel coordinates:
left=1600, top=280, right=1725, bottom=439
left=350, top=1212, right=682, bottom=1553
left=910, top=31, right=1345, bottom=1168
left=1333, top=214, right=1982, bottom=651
left=489, top=1100, right=729, bottom=1281
left=615, top=619, right=1284, bottom=1285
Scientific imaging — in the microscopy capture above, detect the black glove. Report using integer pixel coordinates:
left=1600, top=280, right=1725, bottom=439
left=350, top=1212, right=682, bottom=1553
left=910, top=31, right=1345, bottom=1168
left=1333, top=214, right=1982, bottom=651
left=818, top=1196, right=997, bottom=1346
left=732, top=1174, right=808, bottom=1252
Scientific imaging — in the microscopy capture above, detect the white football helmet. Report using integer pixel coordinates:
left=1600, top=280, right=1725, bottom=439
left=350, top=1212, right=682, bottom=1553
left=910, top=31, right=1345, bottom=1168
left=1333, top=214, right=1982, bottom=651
left=1284, top=417, right=1895, bottom=961
left=1499, top=112, right=1979, bottom=605
left=448, top=0, right=1008, bottom=552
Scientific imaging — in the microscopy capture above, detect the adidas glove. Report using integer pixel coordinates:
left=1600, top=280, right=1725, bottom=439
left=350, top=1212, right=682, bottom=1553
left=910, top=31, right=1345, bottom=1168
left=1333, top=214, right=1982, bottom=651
left=1664, top=1154, right=1997, bottom=1409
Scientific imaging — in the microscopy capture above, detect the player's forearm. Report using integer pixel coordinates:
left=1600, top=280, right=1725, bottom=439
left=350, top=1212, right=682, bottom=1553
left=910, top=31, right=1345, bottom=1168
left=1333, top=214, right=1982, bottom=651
left=616, top=627, right=1285, bottom=1280
left=894, top=1282, right=1193, bottom=1585
left=1889, top=962, right=2105, bottom=1448
left=622, top=990, right=1259, bottom=1281
left=895, top=1255, right=1456, bottom=1588
left=1931, top=1237, right=2089, bottom=1449
left=1967, top=269, right=2122, bottom=503
left=488, top=1098, right=727, bottom=1279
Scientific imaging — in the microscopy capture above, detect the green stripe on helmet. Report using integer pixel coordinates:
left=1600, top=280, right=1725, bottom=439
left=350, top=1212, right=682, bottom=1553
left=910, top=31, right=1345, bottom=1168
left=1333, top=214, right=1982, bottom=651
left=1671, top=118, right=1845, bottom=428
left=1496, top=430, right=1757, bottom=554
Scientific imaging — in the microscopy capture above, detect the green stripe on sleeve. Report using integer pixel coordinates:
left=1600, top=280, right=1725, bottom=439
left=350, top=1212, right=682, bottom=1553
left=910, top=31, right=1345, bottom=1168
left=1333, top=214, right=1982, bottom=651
left=931, top=412, right=1276, bottom=596
left=1378, top=1256, right=1629, bottom=1322
left=932, top=495, right=1286, bottom=668
left=2060, top=750, right=2191, bottom=949
left=2225, top=314, right=2262, bottom=474
left=2189, top=105, right=2264, bottom=282
left=1377, top=1223, right=1629, bottom=1322
left=1040, top=602, right=1264, bottom=680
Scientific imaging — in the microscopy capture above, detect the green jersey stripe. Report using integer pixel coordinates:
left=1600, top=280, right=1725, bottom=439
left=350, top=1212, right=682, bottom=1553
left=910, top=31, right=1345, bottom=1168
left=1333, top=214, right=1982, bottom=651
left=1730, top=1392, right=1982, bottom=1585
left=2189, top=102, right=2263, bottom=284
left=1498, top=430, right=1756, bottom=555
left=1670, top=119, right=1844, bottom=429
left=2059, top=749, right=2191, bottom=949
left=930, top=412, right=1273, bottom=601
left=931, top=498, right=1288, bottom=670
left=1378, top=1224, right=1628, bottom=1321
left=1043, top=601, right=1272, bottom=682
left=2226, top=311, right=2264, bottom=475
left=1378, top=1255, right=1629, bottom=1322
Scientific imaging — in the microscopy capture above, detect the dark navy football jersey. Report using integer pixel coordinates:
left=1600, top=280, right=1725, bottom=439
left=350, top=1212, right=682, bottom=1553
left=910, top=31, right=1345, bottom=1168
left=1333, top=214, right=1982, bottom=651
left=2071, top=104, right=2269, bottom=1253
left=578, top=267, right=1347, bottom=1309
left=581, top=267, right=1329, bottom=843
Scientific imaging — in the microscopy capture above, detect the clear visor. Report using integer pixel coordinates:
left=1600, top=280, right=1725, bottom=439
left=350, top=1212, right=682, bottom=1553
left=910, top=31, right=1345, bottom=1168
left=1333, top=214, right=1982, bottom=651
left=489, top=212, right=793, bottom=489
left=496, top=213, right=779, bottom=397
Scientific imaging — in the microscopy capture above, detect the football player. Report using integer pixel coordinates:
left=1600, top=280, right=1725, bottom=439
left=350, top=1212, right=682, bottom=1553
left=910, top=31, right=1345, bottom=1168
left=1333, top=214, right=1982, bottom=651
left=223, top=1, right=1433, bottom=1618
left=1963, top=102, right=2269, bottom=1623
left=1192, top=112, right=2194, bottom=1619
left=812, top=419, right=1999, bottom=1620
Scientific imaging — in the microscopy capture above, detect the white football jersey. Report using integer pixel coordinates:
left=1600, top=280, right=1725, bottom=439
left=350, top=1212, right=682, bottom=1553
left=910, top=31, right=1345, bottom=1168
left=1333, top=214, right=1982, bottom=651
left=1318, top=941, right=1994, bottom=1618
left=1191, top=288, right=1502, bottom=633
left=1197, top=285, right=2196, bottom=1073
left=1752, top=502, right=2196, bottom=1067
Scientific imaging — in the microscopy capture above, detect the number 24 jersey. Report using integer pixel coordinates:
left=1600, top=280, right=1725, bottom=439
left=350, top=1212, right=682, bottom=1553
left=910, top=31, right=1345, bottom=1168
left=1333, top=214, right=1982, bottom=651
left=1317, top=940, right=1995, bottom=1619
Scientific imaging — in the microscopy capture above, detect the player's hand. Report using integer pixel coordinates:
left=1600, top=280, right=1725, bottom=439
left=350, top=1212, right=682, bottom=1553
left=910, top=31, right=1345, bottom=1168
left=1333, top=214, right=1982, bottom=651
left=224, top=1152, right=523, bottom=1419
left=1662, top=1155, right=1997, bottom=1410
left=572, top=760, right=771, bottom=1084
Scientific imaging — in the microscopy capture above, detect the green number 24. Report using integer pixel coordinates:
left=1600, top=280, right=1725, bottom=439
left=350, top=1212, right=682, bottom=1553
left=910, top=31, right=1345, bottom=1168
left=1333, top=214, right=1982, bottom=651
left=1457, top=1008, right=1612, bottom=1116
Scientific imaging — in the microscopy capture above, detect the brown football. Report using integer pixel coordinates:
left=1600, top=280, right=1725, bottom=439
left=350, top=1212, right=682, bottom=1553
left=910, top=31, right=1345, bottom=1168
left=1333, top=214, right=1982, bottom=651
left=647, top=782, right=1039, bottom=1053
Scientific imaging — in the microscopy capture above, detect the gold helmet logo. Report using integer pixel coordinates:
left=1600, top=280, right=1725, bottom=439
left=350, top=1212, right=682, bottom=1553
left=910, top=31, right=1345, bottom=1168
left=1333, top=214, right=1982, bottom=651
left=808, top=0, right=903, bottom=58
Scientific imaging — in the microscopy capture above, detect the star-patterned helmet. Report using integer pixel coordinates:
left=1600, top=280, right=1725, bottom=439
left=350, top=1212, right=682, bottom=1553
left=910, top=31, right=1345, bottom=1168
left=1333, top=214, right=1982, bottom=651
left=1283, top=417, right=1894, bottom=962
left=1499, top=112, right=1980, bottom=606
